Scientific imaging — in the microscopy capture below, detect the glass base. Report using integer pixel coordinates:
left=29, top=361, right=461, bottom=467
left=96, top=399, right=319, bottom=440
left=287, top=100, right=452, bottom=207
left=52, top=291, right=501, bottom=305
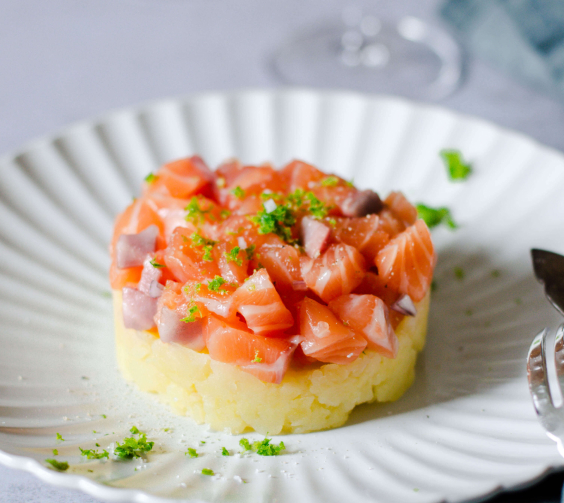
left=272, top=16, right=463, bottom=101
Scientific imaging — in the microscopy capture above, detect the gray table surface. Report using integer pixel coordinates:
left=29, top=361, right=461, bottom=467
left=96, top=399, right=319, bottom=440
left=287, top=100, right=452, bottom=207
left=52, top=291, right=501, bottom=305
left=1, top=0, right=564, bottom=502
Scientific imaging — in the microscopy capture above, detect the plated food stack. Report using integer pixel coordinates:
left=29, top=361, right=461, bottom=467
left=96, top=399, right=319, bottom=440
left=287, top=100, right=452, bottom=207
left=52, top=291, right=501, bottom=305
left=110, top=156, right=436, bottom=434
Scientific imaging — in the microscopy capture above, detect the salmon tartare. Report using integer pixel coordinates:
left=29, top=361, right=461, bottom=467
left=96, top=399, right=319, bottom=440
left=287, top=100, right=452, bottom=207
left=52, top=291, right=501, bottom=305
left=111, top=156, right=436, bottom=434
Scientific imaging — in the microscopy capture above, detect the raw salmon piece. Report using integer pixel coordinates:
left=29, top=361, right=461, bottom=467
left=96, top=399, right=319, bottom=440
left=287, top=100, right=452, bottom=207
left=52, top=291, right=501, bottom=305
left=143, top=191, right=197, bottom=240
left=216, top=164, right=284, bottom=209
left=385, top=191, right=417, bottom=226
left=329, top=294, right=398, bottom=358
left=377, top=208, right=406, bottom=237
left=109, top=261, right=143, bottom=290
left=111, top=199, right=164, bottom=256
left=280, top=160, right=325, bottom=192
left=375, top=219, right=436, bottom=303
left=232, top=269, right=294, bottom=335
left=183, top=280, right=237, bottom=320
left=213, top=239, right=249, bottom=285
left=298, top=297, right=366, bottom=364
left=300, top=243, right=367, bottom=303
left=327, top=215, right=390, bottom=262
left=219, top=215, right=266, bottom=248
left=204, top=315, right=298, bottom=384
left=256, top=235, right=303, bottom=294
left=146, top=156, right=215, bottom=199
left=163, top=227, right=221, bottom=283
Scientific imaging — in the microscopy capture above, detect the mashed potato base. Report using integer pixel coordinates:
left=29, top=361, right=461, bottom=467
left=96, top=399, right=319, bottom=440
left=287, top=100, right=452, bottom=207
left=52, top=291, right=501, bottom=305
left=114, top=292, right=429, bottom=434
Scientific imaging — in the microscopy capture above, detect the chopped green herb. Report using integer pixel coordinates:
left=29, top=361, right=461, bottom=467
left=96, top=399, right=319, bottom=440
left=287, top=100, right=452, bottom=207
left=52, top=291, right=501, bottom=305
left=45, top=459, right=69, bottom=471
left=190, top=233, right=216, bottom=262
left=101, top=414, right=107, bottom=419
left=220, top=209, right=231, bottom=219
left=491, top=269, right=501, bottom=278
left=252, top=350, right=262, bottom=363
left=130, top=426, right=140, bottom=434
left=144, top=172, right=157, bottom=184
left=80, top=447, right=109, bottom=460
left=181, top=305, right=200, bottom=323
left=201, top=468, right=215, bottom=476
left=56, top=433, right=64, bottom=441
left=163, top=428, right=170, bottom=432
left=149, top=258, right=165, bottom=268
left=208, top=276, right=227, bottom=292
left=253, top=438, right=286, bottom=456
left=454, top=267, right=465, bottom=280
left=321, top=176, right=339, bottom=187
left=440, top=150, right=472, bottom=181
left=221, top=447, right=230, bottom=456
left=52, top=449, right=58, bottom=456
left=95, top=443, right=100, bottom=447
left=248, top=283, right=256, bottom=292
left=224, top=246, right=243, bottom=266
left=245, top=244, right=256, bottom=261
left=200, top=441, right=206, bottom=444
left=416, top=204, right=457, bottom=230
left=328, top=218, right=337, bottom=227
left=92, top=430, right=98, bottom=434
left=185, top=448, right=198, bottom=458
left=231, top=186, right=245, bottom=199
left=185, top=197, right=210, bottom=224
left=305, top=192, right=330, bottom=219
left=239, top=438, right=252, bottom=451
left=114, top=429, right=154, bottom=459
left=251, top=202, right=296, bottom=243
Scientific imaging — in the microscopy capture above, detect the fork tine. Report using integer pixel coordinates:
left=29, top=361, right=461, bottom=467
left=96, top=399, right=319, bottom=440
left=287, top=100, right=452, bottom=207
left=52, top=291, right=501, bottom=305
left=527, top=328, right=556, bottom=416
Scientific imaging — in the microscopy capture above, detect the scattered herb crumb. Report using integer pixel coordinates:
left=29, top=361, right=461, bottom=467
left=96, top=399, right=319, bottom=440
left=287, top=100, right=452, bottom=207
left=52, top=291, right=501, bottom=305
left=201, top=468, right=215, bottom=476
left=181, top=305, right=200, bottom=323
left=186, top=448, right=198, bottom=458
left=224, top=246, right=243, bottom=266
left=163, top=428, right=170, bottom=432
left=416, top=204, right=457, bottom=230
left=239, top=437, right=285, bottom=456
left=208, top=276, right=227, bottom=291
left=200, top=441, right=206, bottom=444
left=46, top=459, right=69, bottom=471
left=321, top=176, right=339, bottom=187
left=454, top=267, right=465, bottom=280
left=56, top=433, right=64, bottom=441
left=441, top=150, right=472, bottom=181
left=252, top=350, right=262, bottom=363
left=239, top=438, right=252, bottom=451
left=150, top=258, right=165, bottom=268
left=144, top=172, right=157, bottom=184
left=231, top=186, right=245, bottom=199
left=52, top=449, right=58, bottom=456
left=80, top=447, right=109, bottom=460
left=101, top=414, right=107, bottom=419
left=113, top=428, right=154, bottom=459
left=221, top=447, right=230, bottom=456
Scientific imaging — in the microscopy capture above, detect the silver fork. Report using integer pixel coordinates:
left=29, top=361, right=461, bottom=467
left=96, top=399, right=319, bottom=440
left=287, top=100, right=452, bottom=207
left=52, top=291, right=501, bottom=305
left=528, top=249, right=564, bottom=456
left=527, top=324, right=564, bottom=457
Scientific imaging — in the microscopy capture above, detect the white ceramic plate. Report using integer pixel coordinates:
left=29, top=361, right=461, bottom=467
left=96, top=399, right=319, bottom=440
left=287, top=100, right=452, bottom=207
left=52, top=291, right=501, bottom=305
left=1, top=89, right=564, bottom=503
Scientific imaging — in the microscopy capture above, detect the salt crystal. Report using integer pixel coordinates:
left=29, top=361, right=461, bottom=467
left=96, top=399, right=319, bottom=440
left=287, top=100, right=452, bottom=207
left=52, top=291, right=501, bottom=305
left=264, top=199, right=277, bottom=213
left=233, top=475, right=243, bottom=483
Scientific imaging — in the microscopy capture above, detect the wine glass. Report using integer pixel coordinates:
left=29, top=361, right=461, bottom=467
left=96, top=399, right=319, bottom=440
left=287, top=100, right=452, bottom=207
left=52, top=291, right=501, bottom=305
left=272, top=6, right=463, bottom=101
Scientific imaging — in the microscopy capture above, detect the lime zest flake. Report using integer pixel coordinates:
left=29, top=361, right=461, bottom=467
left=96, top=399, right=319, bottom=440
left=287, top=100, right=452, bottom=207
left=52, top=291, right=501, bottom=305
left=181, top=305, right=201, bottom=323
left=416, top=204, right=457, bottom=230
left=221, top=447, right=230, bottom=456
left=186, top=448, right=198, bottom=458
left=52, top=449, right=58, bottom=456
left=201, top=468, right=215, bottom=476
left=321, top=175, right=339, bottom=187
left=113, top=428, right=154, bottom=459
left=252, top=350, right=262, bottom=363
left=185, top=197, right=210, bottom=224
left=56, top=433, right=64, bottom=441
left=224, top=246, right=243, bottom=266
left=239, top=437, right=285, bottom=456
left=231, top=186, right=245, bottom=199
left=144, top=172, right=158, bottom=184
left=80, top=447, right=109, bottom=460
left=208, top=276, right=227, bottom=292
left=149, top=258, right=165, bottom=268
left=45, top=459, right=69, bottom=471
left=440, top=150, right=472, bottom=181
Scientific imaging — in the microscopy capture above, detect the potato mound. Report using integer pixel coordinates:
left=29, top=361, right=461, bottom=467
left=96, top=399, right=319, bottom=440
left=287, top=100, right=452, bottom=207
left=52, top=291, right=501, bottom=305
left=114, top=291, right=429, bottom=435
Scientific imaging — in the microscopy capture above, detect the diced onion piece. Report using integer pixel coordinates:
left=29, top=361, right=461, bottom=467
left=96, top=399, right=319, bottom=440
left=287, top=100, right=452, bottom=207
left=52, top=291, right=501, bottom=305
left=122, top=287, right=158, bottom=330
left=391, top=294, right=417, bottom=317
left=157, top=306, right=205, bottom=351
left=138, top=255, right=162, bottom=295
left=340, top=190, right=383, bottom=217
left=264, top=198, right=277, bottom=213
left=116, top=225, right=159, bottom=269
left=148, top=280, right=164, bottom=298
left=300, top=216, right=331, bottom=259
